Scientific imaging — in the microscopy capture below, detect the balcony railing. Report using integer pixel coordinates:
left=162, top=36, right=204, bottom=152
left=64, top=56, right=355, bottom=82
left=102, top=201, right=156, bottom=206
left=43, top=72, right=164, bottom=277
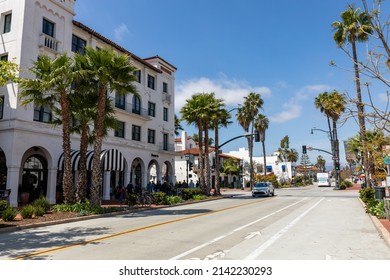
left=159, top=143, right=175, bottom=152
left=114, top=101, right=152, bottom=120
left=39, top=34, right=60, bottom=53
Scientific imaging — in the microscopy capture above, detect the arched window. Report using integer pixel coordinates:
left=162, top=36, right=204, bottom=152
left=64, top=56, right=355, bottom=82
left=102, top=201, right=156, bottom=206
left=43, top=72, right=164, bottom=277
left=132, top=95, right=141, bottom=115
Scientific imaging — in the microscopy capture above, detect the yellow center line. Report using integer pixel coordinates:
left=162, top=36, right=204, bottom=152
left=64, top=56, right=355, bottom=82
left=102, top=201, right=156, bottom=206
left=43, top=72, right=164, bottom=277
left=15, top=197, right=273, bottom=260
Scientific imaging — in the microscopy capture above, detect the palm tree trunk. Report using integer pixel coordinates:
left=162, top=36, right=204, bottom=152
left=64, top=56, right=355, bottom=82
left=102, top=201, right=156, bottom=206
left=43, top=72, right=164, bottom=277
left=352, top=41, right=370, bottom=187
left=204, top=123, right=211, bottom=194
left=76, top=124, right=89, bottom=202
left=91, top=85, right=107, bottom=206
left=197, top=122, right=206, bottom=193
left=262, top=140, right=267, bottom=176
left=60, top=91, right=75, bottom=204
left=214, top=124, right=221, bottom=195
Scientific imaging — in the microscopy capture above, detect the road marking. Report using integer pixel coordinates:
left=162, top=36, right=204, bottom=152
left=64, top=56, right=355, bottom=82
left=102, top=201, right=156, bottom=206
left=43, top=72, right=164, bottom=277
left=244, top=198, right=325, bottom=260
left=13, top=196, right=273, bottom=260
left=245, top=231, right=261, bottom=240
left=170, top=198, right=309, bottom=260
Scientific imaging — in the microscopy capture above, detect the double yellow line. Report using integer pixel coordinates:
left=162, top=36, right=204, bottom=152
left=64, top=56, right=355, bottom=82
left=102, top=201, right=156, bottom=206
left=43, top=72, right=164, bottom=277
left=15, top=197, right=272, bottom=260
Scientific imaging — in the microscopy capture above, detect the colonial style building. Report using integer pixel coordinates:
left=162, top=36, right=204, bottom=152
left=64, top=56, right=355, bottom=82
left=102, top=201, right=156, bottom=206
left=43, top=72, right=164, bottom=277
left=175, top=131, right=242, bottom=188
left=0, top=0, right=176, bottom=206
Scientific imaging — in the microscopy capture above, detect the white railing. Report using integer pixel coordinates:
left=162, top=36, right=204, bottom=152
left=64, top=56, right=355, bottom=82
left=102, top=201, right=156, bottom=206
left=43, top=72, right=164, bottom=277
left=39, top=34, right=60, bottom=53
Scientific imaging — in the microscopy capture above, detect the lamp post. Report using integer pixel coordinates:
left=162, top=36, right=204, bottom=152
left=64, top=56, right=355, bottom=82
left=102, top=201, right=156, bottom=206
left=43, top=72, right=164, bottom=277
left=310, top=127, right=340, bottom=189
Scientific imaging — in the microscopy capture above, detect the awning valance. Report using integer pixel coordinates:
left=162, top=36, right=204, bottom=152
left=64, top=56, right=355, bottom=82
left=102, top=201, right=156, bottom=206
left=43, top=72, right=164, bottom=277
left=58, top=149, right=125, bottom=171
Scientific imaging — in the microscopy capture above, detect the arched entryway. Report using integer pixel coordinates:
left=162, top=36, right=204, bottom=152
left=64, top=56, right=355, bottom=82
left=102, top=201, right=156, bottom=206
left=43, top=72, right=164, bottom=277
left=20, top=155, right=48, bottom=204
left=0, top=150, right=7, bottom=191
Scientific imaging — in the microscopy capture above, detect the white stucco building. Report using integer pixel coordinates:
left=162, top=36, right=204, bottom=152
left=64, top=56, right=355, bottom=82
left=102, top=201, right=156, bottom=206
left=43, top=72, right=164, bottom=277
left=0, top=0, right=176, bottom=206
left=226, top=147, right=295, bottom=183
left=174, top=131, right=242, bottom=188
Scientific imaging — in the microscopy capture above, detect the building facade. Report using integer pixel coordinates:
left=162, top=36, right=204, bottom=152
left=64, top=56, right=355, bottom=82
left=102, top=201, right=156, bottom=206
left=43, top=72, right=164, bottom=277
left=0, top=0, right=176, bottom=206
left=226, top=147, right=295, bottom=183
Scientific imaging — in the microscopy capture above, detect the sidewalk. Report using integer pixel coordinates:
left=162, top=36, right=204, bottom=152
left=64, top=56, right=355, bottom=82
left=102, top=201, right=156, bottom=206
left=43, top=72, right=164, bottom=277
left=342, top=183, right=390, bottom=247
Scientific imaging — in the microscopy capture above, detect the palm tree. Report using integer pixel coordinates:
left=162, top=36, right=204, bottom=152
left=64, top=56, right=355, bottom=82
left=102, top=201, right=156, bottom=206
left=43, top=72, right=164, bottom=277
left=237, top=92, right=264, bottom=189
left=180, top=94, right=206, bottom=191
left=314, top=90, right=346, bottom=187
left=332, top=5, right=373, bottom=186
left=316, top=155, right=326, bottom=172
left=211, top=103, right=230, bottom=196
left=254, top=114, right=269, bottom=176
left=174, top=114, right=183, bottom=136
left=19, top=54, right=76, bottom=204
left=75, top=47, right=138, bottom=206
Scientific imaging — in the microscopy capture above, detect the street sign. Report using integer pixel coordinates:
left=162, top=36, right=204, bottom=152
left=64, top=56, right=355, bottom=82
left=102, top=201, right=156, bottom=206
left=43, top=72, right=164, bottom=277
left=332, top=157, right=339, bottom=160
left=307, top=146, right=313, bottom=151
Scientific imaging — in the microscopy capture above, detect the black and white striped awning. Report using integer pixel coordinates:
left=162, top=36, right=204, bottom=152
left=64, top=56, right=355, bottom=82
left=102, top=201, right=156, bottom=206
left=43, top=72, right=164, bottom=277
left=58, top=149, right=125, bottom=171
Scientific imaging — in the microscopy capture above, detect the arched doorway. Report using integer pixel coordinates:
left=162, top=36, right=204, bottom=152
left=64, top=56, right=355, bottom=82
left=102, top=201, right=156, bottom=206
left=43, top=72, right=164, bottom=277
left=0, top=150, right=7, bottom=191
left=20, top=155, right=48, bottom=204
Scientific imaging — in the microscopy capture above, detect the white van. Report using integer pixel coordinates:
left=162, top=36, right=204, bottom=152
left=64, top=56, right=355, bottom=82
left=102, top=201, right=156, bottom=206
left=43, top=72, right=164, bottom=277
left=317, top=172, right=330, bottom=187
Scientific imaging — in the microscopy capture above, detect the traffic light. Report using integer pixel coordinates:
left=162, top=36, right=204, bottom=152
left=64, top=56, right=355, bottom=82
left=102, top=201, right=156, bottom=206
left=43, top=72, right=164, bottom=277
left=302, top=145, right=307, bottom=154
left=188, top=161, right=193, bottom=171
left=335, top=162, right=340, bottom=171
left=254, top=130, right=260, bottom=142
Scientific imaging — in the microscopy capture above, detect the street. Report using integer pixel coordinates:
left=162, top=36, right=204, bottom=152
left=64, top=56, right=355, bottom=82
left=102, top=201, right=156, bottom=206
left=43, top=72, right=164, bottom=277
left=0, top=185, right=390, bottom=260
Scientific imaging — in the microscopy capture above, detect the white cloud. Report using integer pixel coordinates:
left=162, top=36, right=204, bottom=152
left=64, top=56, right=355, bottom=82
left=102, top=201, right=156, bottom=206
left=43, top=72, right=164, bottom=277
left=269, top=101, right=302, bottom=123
left=114, top=23, right=130, bottom=42
left=175, top=75, right=271, bottom=111
left=269, top=84, right=332, bottom=123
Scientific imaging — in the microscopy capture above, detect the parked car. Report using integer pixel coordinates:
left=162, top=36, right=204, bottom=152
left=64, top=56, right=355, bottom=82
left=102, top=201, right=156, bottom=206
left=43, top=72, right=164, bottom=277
left=252, top=182, right=275, bottom=197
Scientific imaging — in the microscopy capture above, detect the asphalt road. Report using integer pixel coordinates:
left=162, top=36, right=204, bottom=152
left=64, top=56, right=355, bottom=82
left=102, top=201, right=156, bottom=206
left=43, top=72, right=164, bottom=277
left=1, top=185, right=390, bottom=260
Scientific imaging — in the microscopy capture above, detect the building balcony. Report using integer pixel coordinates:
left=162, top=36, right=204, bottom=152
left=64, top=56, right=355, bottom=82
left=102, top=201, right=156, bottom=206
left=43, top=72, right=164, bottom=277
left=162, top=92, right=172, bottom=104
left=114, top=101, right=152, bottom=121
left=39, top=34, right=61, bottom=53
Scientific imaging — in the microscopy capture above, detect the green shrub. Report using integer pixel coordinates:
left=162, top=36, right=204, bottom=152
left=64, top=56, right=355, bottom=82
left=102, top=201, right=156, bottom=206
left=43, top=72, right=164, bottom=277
left=359, top=187, right=375, bottom=204
left=193, top=194, right=208, bottom=200
left=0, top=200, right=8, bottom=214
left=33, top=196, right=51, bottom=212
left=126, top=194, right=138, bottom=207
left=1, top=207, right=17, bottom=221
left=52, top=200, right=103, bottom=215
left=33, top=205, right=45, bottom=217
left=20, top=204, right=35, bottom=219
left=151, top=192, right=166, bottom=205
left=181, top=188, right=205, bottom=200
left=163, top=195, right=183, bottom=205
left=367, top=201, right=386, bottom=219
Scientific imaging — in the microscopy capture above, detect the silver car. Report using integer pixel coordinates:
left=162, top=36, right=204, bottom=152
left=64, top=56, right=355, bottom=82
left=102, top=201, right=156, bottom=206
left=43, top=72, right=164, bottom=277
left=252, top=182, right=275, bottom=197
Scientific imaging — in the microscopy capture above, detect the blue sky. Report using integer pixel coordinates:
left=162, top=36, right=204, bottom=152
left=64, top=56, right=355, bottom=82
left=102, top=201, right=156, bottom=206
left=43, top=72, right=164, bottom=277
left=74, top=0, right=388, bottom=168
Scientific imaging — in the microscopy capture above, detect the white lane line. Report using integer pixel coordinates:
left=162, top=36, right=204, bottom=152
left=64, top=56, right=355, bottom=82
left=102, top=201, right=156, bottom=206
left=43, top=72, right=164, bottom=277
left=244, top=197, right=325, bottom=260
left=169, top=198, right=309, bottom=260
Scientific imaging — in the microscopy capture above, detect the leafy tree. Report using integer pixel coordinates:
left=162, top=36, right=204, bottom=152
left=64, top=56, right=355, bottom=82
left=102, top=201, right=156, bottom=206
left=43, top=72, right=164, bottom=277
left=0, top=60, right=19, bottom=86
left=315, top=155, right=326, bottom=172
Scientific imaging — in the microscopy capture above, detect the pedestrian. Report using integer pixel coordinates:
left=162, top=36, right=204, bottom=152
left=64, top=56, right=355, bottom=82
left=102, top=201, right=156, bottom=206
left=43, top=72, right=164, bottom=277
left=189, top=179, right=194, bottom=188
left=116, top=185, right=125, bottom=205
left=126, top=182, right=134, bottom=194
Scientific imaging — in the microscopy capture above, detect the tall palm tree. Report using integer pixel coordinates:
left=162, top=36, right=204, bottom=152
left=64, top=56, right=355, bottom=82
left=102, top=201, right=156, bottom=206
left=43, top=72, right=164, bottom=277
left=211, top=103, right=230, bottom=196
left=180, top=94, right=206, bottom=191
left=19, top=54, right=76, bottom=203
left=174, top=114, right=183, bottom=136
left=332, top=5, right=373, bottom=186
left=314, top=90, right=346, bottom=187
left=237, top=92, right=263, bottom=189
left=75, top=47, right=138, bottom=206
left=254, top=114, right=269, bottom=176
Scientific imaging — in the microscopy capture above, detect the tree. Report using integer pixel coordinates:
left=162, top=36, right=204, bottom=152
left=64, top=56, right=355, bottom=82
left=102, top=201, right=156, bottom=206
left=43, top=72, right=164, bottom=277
left=315, top=155, right=326, bottom=172
left=0, top=60, right=19, bottom=86
left=332, top=5, right=373, bottom=186
left=277, top=135, right=296, bottom=182
left=254, top=114, right=269, bottom=176
left=75, top=47, right=138, bottom=206
left=237, top=92, right=264, bottom=189
left=19, top=54, right=76, bottom=204
left=174, top=114, right=183, bottom=136
left=210, top=103, right=230, bottom=195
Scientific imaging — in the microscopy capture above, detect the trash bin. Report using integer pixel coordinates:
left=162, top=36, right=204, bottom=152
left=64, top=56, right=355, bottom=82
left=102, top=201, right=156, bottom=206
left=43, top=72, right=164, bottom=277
left=374, top=186, right=386, bottom=200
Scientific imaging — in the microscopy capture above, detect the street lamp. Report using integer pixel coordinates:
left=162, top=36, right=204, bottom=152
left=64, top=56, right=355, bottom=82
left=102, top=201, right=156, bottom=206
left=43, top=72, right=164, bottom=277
left=310, top=126, right=340, bottom=190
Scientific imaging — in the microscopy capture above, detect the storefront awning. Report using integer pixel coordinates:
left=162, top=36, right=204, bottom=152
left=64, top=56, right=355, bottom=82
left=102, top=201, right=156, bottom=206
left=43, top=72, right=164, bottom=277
left=58, top=149, right=125, bottom=171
